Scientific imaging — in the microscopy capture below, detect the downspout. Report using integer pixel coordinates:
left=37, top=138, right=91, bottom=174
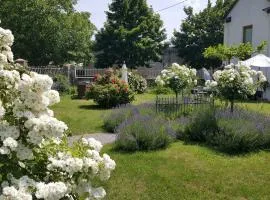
left=268, top=12, right=270, bottom=57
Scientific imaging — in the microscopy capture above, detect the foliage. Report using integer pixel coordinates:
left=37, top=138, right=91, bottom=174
left=181, top=105, right=270, bottom=154
left=86, top=69, right=135, bottom=108
left=155, top=63, right=197, bottom=97
left=204, top=41, right=268, bottom=62
left=0, top=0, right=95, bottom=65
left=94, top=0, right=167, bottom=68
left=184, top=106, right=218, bottom=142
left=206, top=63, right=266, bottom=112
left=103, top=103, right=156, bottom=133
left=211, top=108, right=270, bottom=154
left=52, top=74, right=70, bottom=94
left=151, top=85, right=173, bottom=95
left=0, top=27, right=115, bottom=199
left=128, top=72, right=147, bottom=93
left=172, top=0, right=236, bottom=69
left=104, top=107, right=133, bottom=133
left=115, top=115, right=174, bottom=152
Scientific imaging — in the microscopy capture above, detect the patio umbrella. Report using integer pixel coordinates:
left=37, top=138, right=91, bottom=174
left=241, top=54, right=270, bottom=100
left=240, top=54, right=270, bottom=80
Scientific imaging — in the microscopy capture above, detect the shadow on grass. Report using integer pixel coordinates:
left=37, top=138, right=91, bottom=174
left=181, top=140, right=264, bottom=157
left=78, top=104, right=107, bottom=110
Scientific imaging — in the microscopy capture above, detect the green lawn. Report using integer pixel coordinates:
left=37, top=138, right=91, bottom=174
left=103, top=142, right=270, bottom=200
left=51, top=93, right=156, bottom=134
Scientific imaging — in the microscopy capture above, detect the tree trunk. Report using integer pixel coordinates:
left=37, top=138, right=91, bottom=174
left=230, top=100, right=234, bottom=113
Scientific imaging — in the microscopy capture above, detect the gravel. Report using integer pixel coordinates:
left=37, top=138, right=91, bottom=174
left=69, top=133, right=117, bottom=145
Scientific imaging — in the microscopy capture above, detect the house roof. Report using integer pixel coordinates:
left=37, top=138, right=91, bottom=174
left=224, top=0, right=240, bottom=19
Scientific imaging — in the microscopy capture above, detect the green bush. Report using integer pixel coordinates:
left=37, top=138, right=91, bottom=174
left=53, top=74, right=70, bottom=94
left=209, top=119, right=262, bottom=153
left=104, top=107, right=132, bottom=133
left=184, top=106, right=218, bottom=142
left=152, top=85, right=173, bottom=95
left=128, top=72, right=147, bottom=93
left=104, top=103, right=156, bottom=133
left=182, top=106, right=270, bottom=154
left=115, top=116, right=174, bottom=152
left=86, top=69, right=135, bottom=108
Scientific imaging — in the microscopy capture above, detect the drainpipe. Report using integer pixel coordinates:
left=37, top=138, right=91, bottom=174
left=268, top=13, right=270, bottom=56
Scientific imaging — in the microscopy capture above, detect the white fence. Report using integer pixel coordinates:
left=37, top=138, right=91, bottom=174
left=28, top=67, right=162, bottom=83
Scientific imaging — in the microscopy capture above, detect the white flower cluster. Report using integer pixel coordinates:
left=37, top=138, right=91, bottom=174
left=206, top=63, right=266, bottom=98
left=0, top=101, right=5, bottom=119
left=35, top=182, right=68, bottom=200
left=155, top=63, right=197, bottom=93
left=0, top=26, right=115, bottom=199
left=0, top=27, right=14, bottom=63
left=46, top=138, right=116, bottom=199
left=14, top=72, right=60, bottom=118
left=25, top=115, right=68, bottom=145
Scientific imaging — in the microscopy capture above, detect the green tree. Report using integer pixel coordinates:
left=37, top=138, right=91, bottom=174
left=0, top=0, right=95, bottom=65
left=95, top=0, right=166, bottom=69
left=204, top=41, right=268, bottom=63
left=172, top=0, right=236, bottom=69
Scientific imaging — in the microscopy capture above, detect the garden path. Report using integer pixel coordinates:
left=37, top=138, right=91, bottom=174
left=69, top=133, right=117, bottom=145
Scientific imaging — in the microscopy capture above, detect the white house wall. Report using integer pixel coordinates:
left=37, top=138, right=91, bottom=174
left=224, top=0, right=270, bottom=57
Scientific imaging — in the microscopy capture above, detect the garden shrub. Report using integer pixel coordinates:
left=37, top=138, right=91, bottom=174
left=0, top=26, right=115, bottom=199
left=104, top=106, right=133, bottom=133
left=86, top=69, right=134, bottom=108
left=210, top=119, right=262, bottom=153
left=210, top=108, right=270, bottom=153
left=182, top=106, right=270, bottom=154
left=155, top=63, right=197, bottom=98
left=128, top=72, right=147, bottom=93
left=104, top=103, right=156, bottom=133
left=152, top=85, right=173, bottom=95
left=115, top=115, right=174, bottom=151
left=52, top=74, right=70, bottom=94
left=184, top=106, right=218, bottom=142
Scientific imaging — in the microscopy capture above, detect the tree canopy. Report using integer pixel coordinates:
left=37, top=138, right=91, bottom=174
left=0, top=0, right=95, bottom=65
left=94, top=0, right=167, bottom=69
left=172, top=0, right=236, bottom=69
left=204, top=41, right=268, bottom=63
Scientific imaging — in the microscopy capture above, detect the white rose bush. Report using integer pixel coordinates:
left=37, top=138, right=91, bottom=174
left=0, top=27, right=115, bottom=199
left=206, top=63, right=266, bottom=112
left=155, top=63, right=197, bottom=98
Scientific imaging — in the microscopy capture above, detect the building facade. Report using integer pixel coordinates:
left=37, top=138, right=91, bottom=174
left=224, top=0, right=270, bottom=56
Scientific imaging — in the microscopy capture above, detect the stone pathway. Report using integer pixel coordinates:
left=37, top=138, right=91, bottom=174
left=69, top=133, right=117, bottom=145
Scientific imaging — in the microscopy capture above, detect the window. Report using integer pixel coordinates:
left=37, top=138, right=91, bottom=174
left=243, top=25, right=253, bottom=43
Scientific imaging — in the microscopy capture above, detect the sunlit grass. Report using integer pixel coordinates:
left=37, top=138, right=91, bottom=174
left=103, top=142, right=270, bottom=200
left=51, top=93, right=157, bottom=135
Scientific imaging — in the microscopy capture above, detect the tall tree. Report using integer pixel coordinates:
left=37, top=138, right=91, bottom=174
left=172, top=0, right=236, bottom=69
left=95, top=0, right=166, bottom=68
left=0, top=0, right=95, bottom=65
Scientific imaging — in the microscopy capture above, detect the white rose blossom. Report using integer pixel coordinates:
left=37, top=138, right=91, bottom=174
left=155, top=63, right=197, bottom=94
left=0, top=26, right=115, bottom=199
left=205, top=63, right=267, bottom=101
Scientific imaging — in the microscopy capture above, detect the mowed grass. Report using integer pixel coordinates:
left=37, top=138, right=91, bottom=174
left=237, top=101, right=270, bottom=115
left=51, top=93, right=156, bottom=135
left=103, top=142, right=270, bottom=200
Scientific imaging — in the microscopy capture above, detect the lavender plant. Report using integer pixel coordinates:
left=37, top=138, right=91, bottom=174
left=103, top=103, right=156, bottom=133
left=115, top=114, right=175, bottom=152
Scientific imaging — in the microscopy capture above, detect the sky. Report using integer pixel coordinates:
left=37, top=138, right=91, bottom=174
left=75, top=0, right=215, bottom=39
